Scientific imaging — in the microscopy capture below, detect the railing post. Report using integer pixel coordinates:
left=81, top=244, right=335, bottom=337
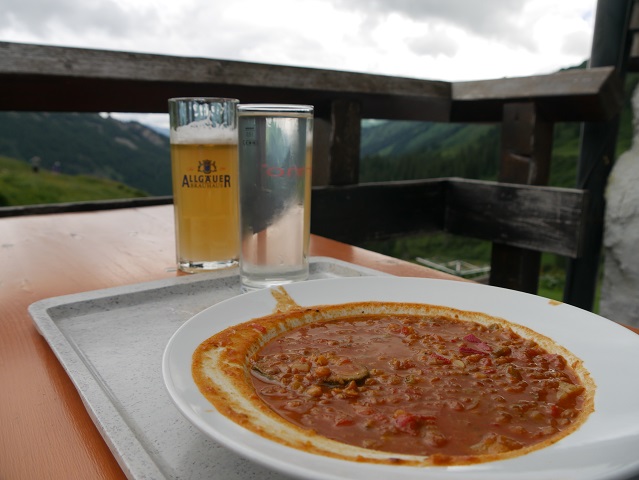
left=328, top=99, right=361, bottom=185
left=490, top=102, right=553, bottom=293
left=311, top=118, right=331, bottom=186
left=564, top=0, right=632, bottom=310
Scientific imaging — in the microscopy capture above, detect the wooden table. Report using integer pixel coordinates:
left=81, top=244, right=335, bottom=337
left=1, top=205, right=637, bottom=479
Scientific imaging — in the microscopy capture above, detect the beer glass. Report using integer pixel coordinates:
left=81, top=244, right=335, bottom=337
left=237, top=104, right=313, bottom=291
left=168, top=98, right=239, bottom=273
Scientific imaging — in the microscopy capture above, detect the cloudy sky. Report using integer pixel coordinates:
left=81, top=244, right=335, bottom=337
left=1, top=0, right=598, bottom=128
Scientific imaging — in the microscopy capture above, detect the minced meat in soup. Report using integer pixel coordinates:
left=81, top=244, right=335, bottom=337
left=250, top=314, right=587, bottom=458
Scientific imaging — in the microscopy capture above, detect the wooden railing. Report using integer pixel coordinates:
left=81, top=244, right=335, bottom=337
left=0, top=18, right=628, bottom=310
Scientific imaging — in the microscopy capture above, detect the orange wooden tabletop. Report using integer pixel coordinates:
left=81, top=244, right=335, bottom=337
left=1, top=205, right=637, bottom=479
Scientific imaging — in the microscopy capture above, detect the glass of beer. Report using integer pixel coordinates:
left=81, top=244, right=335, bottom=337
left=237, top=104, right=313, bottom=290
left=168, top=98, right=239, bottom=273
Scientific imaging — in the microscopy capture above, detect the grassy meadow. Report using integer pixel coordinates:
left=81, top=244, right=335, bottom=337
left=0, top=156, right=148, bottom=207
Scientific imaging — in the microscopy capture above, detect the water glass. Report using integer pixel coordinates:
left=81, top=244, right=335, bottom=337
left=237, top=104, right=313, bottom=290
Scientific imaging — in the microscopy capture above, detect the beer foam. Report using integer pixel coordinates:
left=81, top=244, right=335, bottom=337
left=170, top=121, right=237, bottom=145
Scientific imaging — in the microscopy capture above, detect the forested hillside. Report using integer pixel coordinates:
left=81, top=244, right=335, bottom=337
left=0, top=112, right=171, bottom=196
left=360, top=122, right=500, bottom=184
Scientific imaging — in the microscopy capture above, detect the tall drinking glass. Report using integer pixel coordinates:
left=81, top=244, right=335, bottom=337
left=237, top=104, right=313, bottom=291
left=168, top=98, right=239, bottom=273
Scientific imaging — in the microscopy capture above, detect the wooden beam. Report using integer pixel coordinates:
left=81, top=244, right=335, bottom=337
left=451, top=66, right=623, bottom=122
left=310, top=178, right=587, bottom=257
left=444, top=179, right=587, bottom=258
left=499, top=103, right=553, bottom=185
left=0, top=42, right=451, bottom=121
left=488, top=103, right=554, bottom=293
left=329, top=99, right=361, bottom=185
left=311, top=180, right=446, bottom=244
left=0, top=42, right=621, bottom=124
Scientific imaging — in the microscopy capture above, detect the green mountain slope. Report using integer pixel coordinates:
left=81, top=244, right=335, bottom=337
left=361, top=122, right=500, bottom=183
left=361, top=121, right=496, bottom=159
left=0, top=156, right=147, bottom=207
left=0, top=112, right=171, bottom=195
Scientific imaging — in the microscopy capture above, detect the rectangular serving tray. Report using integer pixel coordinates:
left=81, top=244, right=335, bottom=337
left=29, top=257, right=389, bottom=480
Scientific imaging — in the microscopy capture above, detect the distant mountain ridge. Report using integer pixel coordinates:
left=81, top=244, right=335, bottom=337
left=0, top=112, right=171, bottom=195
left=360, top=120, right=501, bottom=184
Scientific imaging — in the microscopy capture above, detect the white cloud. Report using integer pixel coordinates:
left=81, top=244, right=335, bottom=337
left=562, top=30, right=592, bottom=57
left=0, top=0, right=596, bottom=129
left=331, top=0, right=536, bottom=48
left=407, top=30, right=459, bottom=59
left=0, top=0, right=159, bottom=38
left=0, top=0, right=598, bottom=101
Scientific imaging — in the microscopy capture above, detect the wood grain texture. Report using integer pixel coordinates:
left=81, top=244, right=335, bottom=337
left=0, top=41, right=622, bottom=123
left=310, top=178, right=587, bottom=257
left=0, top=41, right=450, bottom=121
left=490, top=102, right=553, bottom=293
left=445, top=179, right=588, bottom=258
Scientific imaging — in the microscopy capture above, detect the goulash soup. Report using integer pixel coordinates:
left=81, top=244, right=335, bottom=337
left=192, top=299, right=594, bottom=466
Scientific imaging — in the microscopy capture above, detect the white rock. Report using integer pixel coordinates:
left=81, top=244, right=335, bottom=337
left=600, top=86, right=639, bottom=327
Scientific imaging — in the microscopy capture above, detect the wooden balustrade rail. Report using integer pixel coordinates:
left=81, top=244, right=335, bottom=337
left=0, top=40, right=626, bottom=306
left=311, top=178, right=588, bottom=259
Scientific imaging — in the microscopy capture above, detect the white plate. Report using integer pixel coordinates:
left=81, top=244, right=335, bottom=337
left=162, top=276, right=639, bottom=480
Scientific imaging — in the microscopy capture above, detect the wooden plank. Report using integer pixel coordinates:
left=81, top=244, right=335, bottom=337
left=310, top=178, right=587, bottom=258
left=0, top=42, right=621, bottom=123
left=310, top=180, right=446, bottom=244
left=0, top=42, right=446, bottom=97
left=498, top=103, right=552, bottom=185
left=451, top=66, right=623, bottom=122
left=0, top=42, right=450, bottom=121
left=444, top=179, right=588, bottom=258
